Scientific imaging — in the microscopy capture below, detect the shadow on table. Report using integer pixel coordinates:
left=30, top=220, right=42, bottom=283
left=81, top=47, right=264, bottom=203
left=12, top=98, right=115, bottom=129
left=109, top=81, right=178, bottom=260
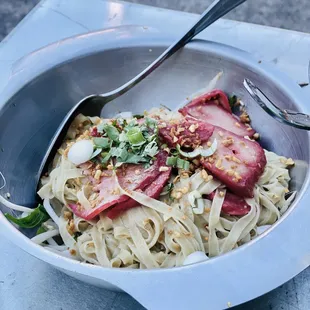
left=234, top=267, right=310, bottom=310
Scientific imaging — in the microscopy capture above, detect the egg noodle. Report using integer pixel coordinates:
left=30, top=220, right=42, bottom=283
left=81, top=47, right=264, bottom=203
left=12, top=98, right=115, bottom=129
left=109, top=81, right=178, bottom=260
left=0, top=83, right=296, bottom=269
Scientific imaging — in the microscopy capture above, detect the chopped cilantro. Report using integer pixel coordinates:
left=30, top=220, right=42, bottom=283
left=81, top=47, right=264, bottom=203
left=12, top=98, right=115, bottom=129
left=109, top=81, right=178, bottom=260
left=93, top=137, right=110, bottom=149
left=133, top=114, right=144, bottom=119
left=102, top=124, right=119, bottom=141
left=228, top=95, right=237, bottom=108
left=92, top=116, right=159, bottom=166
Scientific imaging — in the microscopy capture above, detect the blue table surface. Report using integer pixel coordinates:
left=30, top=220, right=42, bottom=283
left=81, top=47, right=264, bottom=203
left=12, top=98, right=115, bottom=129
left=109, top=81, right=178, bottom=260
left=1, top=1, right=310, bottom=309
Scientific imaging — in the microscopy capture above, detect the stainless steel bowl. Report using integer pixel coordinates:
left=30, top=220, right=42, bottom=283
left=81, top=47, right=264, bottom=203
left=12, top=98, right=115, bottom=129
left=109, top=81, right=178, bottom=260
left=1, top=26, right=310, bottom=310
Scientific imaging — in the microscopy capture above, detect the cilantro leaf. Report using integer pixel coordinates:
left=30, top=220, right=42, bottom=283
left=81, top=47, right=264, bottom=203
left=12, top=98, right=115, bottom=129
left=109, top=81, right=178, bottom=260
left=101, top=152, right=111, bottom=164
left=228, top=95, right=237, bottom=108
left=93, top=137, right=110, bottom=149
left=143, top=140, right=159, bottom=157
left=102, top=124, right=119, bottom=141
left=122, top=154, right=148, bottom=164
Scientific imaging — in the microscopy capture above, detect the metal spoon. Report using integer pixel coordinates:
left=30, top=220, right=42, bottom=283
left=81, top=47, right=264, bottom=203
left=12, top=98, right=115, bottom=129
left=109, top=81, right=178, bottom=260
left=36, top=0, right=247, bottom=186
left=243, top=78, right=310, bottom=130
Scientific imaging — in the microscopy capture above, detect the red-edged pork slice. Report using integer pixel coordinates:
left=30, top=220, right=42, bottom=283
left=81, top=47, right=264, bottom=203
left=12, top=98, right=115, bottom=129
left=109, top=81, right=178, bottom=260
left=179, top=90, right=255, bottom=137
left=202, top=127, right=266, bottom=197
left=189, top=89, right=232, bottom=112
left=69, top=151, right=169, bottom=220
left=158, top=118, right=214, bottom=148
left=208, top=191, right=251, bottom=216
left=106, top=168, right=171, bottom=219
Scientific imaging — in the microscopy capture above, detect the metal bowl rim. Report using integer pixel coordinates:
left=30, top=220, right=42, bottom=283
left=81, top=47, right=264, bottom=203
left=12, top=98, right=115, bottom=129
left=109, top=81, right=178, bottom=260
left=1, top=25, right=310, bottom=308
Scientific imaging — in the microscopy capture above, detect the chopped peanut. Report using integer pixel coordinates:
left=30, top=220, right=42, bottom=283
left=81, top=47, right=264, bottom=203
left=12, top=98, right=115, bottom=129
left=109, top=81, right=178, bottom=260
left=253, top=133, right=260, bottom=140
left=222, top=137, right=234, bottom=147
left=70, top=249, right=77, bottom=256
left=67, top=220, right=76, bottom=235
left=286, top=158, right=295, bottom=166
left=226, top=169, right=235, bottom=177
left=94, top=170, right=102, bottom=180
left=201, top=169, right=209, bottom=180
left=64, top=211, right=73, bottom=221
left=232, top=156, right=241, bottom=164
left=215, top=159, right=223, bottom=169
left=240, top=111, right=250, bottom=123
left=207, top=175, right=213, bottom=181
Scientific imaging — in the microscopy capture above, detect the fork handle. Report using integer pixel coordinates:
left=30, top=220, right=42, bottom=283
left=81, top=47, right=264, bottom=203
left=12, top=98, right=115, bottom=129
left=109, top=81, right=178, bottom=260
left=103, top=0, right=247, bottom=100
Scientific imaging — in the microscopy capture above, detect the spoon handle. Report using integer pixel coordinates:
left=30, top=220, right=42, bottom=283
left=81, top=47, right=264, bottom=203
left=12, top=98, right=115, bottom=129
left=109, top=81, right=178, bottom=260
left=103, top=0, right=247, bottom=100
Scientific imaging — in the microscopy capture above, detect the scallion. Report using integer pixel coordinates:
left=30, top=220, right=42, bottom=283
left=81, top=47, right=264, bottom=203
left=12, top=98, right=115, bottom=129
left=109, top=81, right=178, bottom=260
left=177, top=158, right=190, bottom=170
left=166, top=156, right=178, bottom=166
left=126, top=127, right=146, bottom=146
left=5, top=204, right=49, bottom=229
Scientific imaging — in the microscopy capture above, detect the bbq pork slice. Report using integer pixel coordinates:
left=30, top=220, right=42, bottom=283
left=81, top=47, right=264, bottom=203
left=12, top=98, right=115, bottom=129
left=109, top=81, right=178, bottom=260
left=106, top=168, right=171, bottom=219
left=158, top=118, right=214, bottom=148
left=202, top=127, right=266, bottom=198
left=179, top=90, right=256, bottom=137
left=208, top=191, right=251, bottom=216
left=158, top=117, right=266, bottom=198
left=70, top=151, right=170, bottom=220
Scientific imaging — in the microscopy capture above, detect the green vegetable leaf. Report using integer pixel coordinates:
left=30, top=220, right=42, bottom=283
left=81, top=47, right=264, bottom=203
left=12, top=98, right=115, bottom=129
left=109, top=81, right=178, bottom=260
left=177, top=158, right=190, bottom=170
left=119, top=131, right=128, bottom=142
left=5, top=204, right=49, bottom=229
left=145, top=117, right=158, bottom=131
left=228, top=95, right=237, bottom=108
left=93, top=137, right=110, bottom=149
left=101, top=152, right=111, bottom=164
left=36, top=225, right=47, bottom=235
left=143, top=140, right=159, bottom=157
left=103, top=124, right=119, bottom=141
left=121, top=154, right=148, bottom=164
left=126, top=127, right=146, bottom=146
left=133, top=114, right=144, bottom=119
left=160, top=183, right=174, bottom=196
left=166, top=156, right=178, bottom=166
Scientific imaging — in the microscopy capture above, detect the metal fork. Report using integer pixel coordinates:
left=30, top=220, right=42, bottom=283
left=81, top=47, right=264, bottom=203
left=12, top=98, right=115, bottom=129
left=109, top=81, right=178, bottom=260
left=243, top=78, right=310, bottom=130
